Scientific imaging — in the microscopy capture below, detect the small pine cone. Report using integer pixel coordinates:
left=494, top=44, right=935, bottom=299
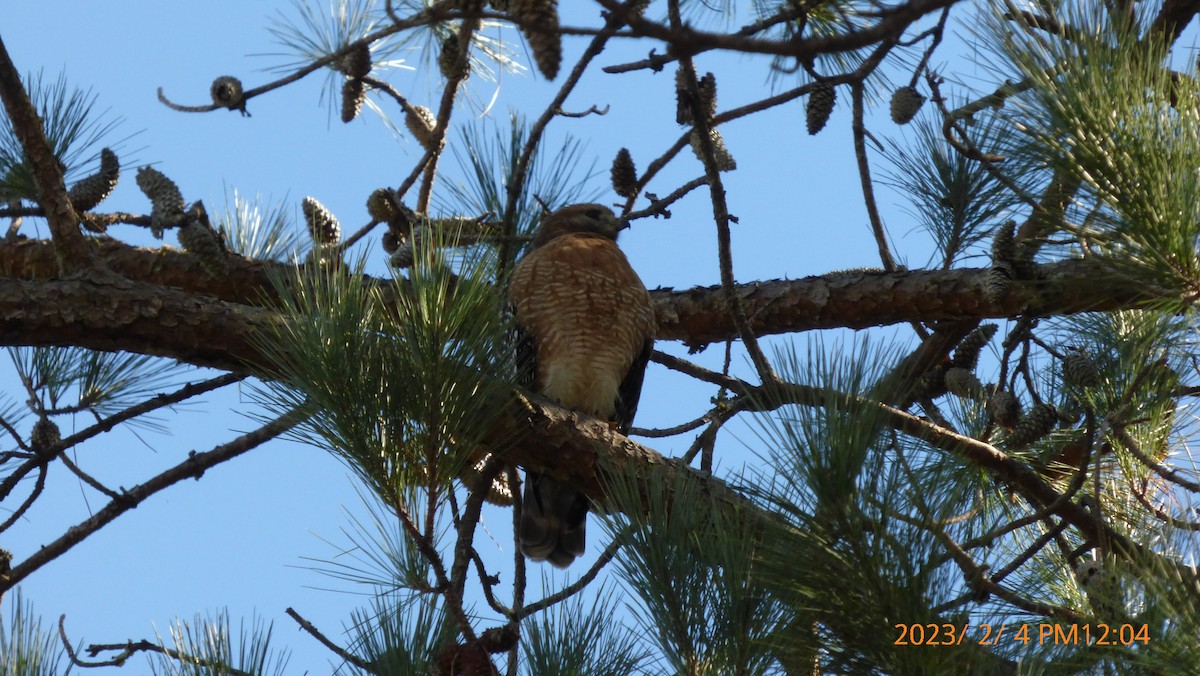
left=689, top=128, right=737, bottom=171
left=991, top=220, right=1016, bottom=266
left=341, top=43, right=372, bottom=78
left=1006, top=403, right=1058, bottom=448
left=30, top=417, right=61, bottom=457
left=675, top=69, right=717, bottom=125
left=177, top=219, right=229, bottom=277
left=675, top=67, right=693, bottom=125
left=988, top=389, right=1022, bottom=428
left=513, top=0, right=561, bottom=80
left=944, top=367, right=984, bottom=400
left=699, top=72, right=718, bottom=118
left=951, top=323, right=998, bottom=371
left=390, top=243, right=415, bottom=268
left=136, top=166, right=185, bottom=238
left=438, top=33, right=470, bottom=80
left=611, top=148, right=638, bottom=198
left=405, top=105, right=438, bottom=149
left=367, top=188, right=397, bottom=223
left=68, top=147, right=120, bottom=212
left=341, top=78, right=366, bottom=123
left=210, top=76, right=246, bottom=112
left=806, top=82, right=836, bottom=135
left=983, top=263, right=1012, bottom=305
left=303, top=197, right=341, bottom=246
left=1063, top=349, right=1102, bottom=388
left=889, top=85, right=925, bottom=125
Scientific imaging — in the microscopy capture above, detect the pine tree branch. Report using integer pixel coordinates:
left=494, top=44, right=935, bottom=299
left=0, top=36, right=91, bottom=271
left=0, top=406, right=306, bottom=593
left=0, top=243, right=1174, bottom=368
left=594, top=0, right=964, bottom=62
left=1149, top=0, right=1200, bottom=45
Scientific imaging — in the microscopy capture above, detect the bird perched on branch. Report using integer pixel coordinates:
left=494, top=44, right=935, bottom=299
left=507, top=204, right=655, bottom=567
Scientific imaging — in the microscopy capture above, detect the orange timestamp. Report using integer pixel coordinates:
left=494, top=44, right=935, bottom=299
left=894, top=622, right=1151, bottom=647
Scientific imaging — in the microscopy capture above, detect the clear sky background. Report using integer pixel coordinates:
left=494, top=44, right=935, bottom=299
left=3, top=1, right=963, bottom=671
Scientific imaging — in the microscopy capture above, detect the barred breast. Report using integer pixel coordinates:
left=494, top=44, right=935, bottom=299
left=508, top=233, right=655, bottom=418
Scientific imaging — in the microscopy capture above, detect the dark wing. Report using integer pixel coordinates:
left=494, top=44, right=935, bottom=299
left=613, top=338, right=653, bottom=434
left=508, top=304, right=537, bottom=390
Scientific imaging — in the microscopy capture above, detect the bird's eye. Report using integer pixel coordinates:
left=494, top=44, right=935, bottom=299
left=585, top=208, right=602, bottom=220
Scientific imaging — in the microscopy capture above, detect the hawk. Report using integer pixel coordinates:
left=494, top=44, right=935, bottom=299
left=508, top=204, right=655, bottom=567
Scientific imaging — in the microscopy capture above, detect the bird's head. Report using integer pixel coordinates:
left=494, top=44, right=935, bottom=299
left=531, top=204, right=621, bottom=248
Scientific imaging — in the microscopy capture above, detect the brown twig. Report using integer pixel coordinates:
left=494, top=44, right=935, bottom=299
left=285, top=607, right=370, bottom=671
left=1, top=406, right=305, bottom=592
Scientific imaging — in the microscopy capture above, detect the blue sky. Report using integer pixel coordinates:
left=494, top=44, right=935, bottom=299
left=2, top=1, right=953, bottom=671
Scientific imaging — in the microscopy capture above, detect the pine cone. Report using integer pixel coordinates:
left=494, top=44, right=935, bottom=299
left=210, top=76, right=246, bottom=113
left=367, top=188, right=397, bottom=223
left=698, top=72, right=718, bottom=118
left=512, top=0, right=561, bottom=80
left=611, top=147, right=638, bottom=198
left=689, top=128, right=736, bottom=171
left=951, top=324, right=998, bottom=371
left=889, top=85, right=925, bottom=125
left=1063, top=348, right=1102, bottom=388
left=136, top=166, right=185, bottom=238
left=30, top=417, right=60, bottom=457
left=302, top=197, right=341, bottom=246
left=944, top=367, right=984, bottom=400
left=438, top=33, right=470, bottom=80
left=675, top=68, right=717, bottom=125
left=177, top=204, right=230, bottom=276
left=341, top=78, right=366, bottom=123
left=341, top=42, right=372, bottom=78
left=405, top=105, right=438, bottom=149
left=991, top=220, right=1016, bottom=266
left=987, top=389, right=1021, bottom=429
left=1006, top=403, right=1058, bottom=448
left=68, top=147, right=119, bottom=212
left=983, top=263, right=1012, bottom=305
left=806, top=82, right=836, bottom=135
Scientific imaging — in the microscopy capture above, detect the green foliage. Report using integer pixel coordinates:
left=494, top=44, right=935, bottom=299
left=518, top=588, right=648, bottom=676
left=216, top=188, right=304, bottom=262
left=741, top=338, right=1005, bottom=673
left=343, top=593, right=454, bottom=675
left=883, top=115, right=1032, bottom=268
left=600, top=463, right=790, bottom=675
left=438, top=112, right=601, bottom=251
left=267, top=0, right=410, bottom=116
left=303, top=485, right=436, bottom=593
left=146, top=609, right=289, bottom=676
left=0, top=589, right=70, bottom=676
left=988, top=4, right=1200, bottom=298
left=752, top=0, right=883, bottom=97
left=0, top=70, right=127, bottom=201
left=257, top=229, right=514, bottom=510
left=8, top=346, right=185, bottom=419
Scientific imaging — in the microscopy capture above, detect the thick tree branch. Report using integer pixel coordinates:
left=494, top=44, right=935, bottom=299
left=0, top=245, right=1170, bottom=368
